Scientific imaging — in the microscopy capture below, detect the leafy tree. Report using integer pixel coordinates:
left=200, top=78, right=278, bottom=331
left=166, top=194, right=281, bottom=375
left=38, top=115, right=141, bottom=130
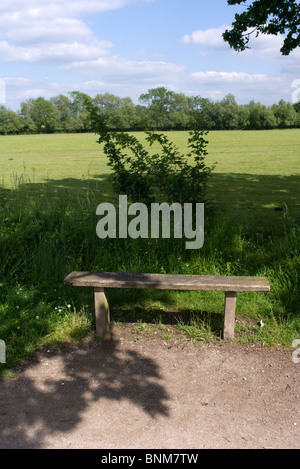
left=189, top=97, right=220, bottom=130
left=139, top=87, right=171, bottom=128
left=293, top=101, right=300, bottom=126
left=223, top=0, right=300, bottom=55
left=134, top=104, right=149, bottom=130
left=92, top=93, right=137, bottom=130
left=50, top=94, right=73, bottom=131
left=139, top=87, right=190, bottom=130
left=69, top=91, right=93, bottom=132
left=271, top=99, right=299, bottom=127
left=0, top=106, right=21, bottom=135
left=20, top=97, right=61, bottom=133
left=6, top=89, right=300, bottom=134
left=19, top=99, right=36, bottom=133
left=219, top=94, right=240, bottom=129
left=237, top=104, right=250, bottom=129
left=244, top=101, right=277, bottom=129
left=167, top=92, right=191, bottom=129
left=293, top=100, right=300, bottom=113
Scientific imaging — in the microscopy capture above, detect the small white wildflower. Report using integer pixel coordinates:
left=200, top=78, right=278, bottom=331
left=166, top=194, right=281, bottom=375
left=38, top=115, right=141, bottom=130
left=67, top=304, right=71, bottom=308
left=16, top=305, right=19, bottom=309
left=58, top=309, right=62, bottom=312
left=36, top=316, right=39, bottom=320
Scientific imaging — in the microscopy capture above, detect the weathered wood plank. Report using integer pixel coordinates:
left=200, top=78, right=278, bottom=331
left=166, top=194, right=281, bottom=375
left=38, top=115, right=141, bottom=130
left=64, top=271, right=270, bottom=292
left=223, top=292, right=237, bottom=340
left=94, top=287, right=110, bottom=336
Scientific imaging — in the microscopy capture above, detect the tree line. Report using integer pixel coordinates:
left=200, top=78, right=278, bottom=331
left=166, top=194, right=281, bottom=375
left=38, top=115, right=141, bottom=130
left=1, top=87, right=300, bottom=135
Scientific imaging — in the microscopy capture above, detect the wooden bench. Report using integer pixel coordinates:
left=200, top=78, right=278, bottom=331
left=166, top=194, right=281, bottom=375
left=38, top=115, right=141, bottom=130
left=64, top=271, right=270, bottom=340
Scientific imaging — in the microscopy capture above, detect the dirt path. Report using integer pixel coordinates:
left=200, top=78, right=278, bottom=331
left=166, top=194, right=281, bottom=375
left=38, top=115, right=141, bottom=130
left=0, top=325, right=299, bottom=449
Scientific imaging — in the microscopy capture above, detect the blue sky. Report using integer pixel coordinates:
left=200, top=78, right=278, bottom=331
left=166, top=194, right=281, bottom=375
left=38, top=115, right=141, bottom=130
left=1, top=0, right=300, bottom=110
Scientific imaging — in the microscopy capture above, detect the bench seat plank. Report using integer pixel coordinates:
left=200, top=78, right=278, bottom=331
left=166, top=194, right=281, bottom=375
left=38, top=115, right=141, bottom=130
left=64, top=271, right=270, bottom=292
left=64, top=271, right=270, bottom=339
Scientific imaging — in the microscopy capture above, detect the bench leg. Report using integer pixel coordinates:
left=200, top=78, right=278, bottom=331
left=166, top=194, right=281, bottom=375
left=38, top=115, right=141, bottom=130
left=94, top=287, right=110, bottom=336
left=223, top=291, right=237, bottom=339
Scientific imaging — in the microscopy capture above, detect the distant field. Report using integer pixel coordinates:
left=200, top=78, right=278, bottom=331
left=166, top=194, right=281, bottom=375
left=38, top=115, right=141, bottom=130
left=1, top=129, right=300, bottom=183
left=1, top=129, right=299, bottom=224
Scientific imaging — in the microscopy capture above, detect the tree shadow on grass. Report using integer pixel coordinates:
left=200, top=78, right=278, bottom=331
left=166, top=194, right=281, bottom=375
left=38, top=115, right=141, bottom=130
left=114, top=306, right=225, bottom=337
left=0, top=174, right=115, bottom=205
left=0, top=332, right=170, bottom=449
left=2, top=171, right=299, bottom=221
left=207, top=172, right=300, bottom=227
left=106, top=288, right=225, bottom=335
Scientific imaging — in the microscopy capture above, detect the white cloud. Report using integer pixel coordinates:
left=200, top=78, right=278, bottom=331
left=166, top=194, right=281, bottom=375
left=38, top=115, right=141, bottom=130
left=0, top=39, right=113, bottom=64
left=281, top=48, right=300, bottom=74
left=2, top=5, right=298, bottom=110
left=186, top=70, right=288, bottom=104
left=2, top=76, right=64, bottom=108
left=241, top=34, right=300, bottom=74
left=182, top=24, right=300, bottom=74
left=0, top=0, right=185, bottom=108
left=0, top=1, right=128, bottom=44
left=0, top=0, right=148, bottom=64
left=0, top=1, right=137, bottom=18
left=189, top=71, right=272, bottom=84
left=64, top=56, right=185, bottom=84
left=1, top=18, right=93, bottom=46
left=4, top=77, right=35, bottom=87
left=182, top=24, right=300, bottom=84
left=181, top=24, right=286, bottom=56
left=241, top=33, right=283, bottom=60
left=181, top=25, right=228, bottom=50
left=16, top=88, right=59, bottom=100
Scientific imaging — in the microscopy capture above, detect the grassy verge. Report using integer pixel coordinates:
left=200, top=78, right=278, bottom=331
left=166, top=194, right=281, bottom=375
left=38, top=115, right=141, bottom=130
left=0, top=130, right=299, bottom=376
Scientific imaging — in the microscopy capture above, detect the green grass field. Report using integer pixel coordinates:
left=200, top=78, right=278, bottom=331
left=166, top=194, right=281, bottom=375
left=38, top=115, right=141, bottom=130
left=0, top=129, right=299, bottom=376
left=1, top=129, right=299, bottom=223
left=1, top=129, right=299, bottom=180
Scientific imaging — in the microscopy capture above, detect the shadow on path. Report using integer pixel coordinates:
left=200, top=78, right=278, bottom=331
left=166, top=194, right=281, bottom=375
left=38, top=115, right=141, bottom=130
left=0, top=333, right=170, bottom=449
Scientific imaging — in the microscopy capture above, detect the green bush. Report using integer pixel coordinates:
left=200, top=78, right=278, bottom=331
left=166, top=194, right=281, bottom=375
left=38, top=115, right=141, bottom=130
left=88, top=102, right=215, bottom=206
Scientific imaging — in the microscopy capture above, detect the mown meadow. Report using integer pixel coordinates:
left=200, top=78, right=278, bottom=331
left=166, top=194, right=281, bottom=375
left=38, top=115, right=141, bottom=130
left=0, top=129, right=299, bottom=376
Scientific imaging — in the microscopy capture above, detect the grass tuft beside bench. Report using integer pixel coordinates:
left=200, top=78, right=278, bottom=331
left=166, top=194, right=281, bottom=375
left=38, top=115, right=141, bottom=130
left=64, top=271, right=270, bottom=340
